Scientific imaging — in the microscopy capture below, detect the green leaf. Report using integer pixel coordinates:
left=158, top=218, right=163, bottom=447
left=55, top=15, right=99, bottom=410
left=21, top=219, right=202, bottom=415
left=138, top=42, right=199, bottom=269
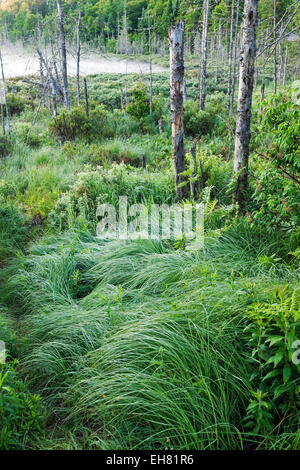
left=283, top=363, right=291, bottom=384
left=263, top=369, right=281, bottom=381
left=267, top=351, right=284, bottom=367
left=266, top=336, right=283, bottom=346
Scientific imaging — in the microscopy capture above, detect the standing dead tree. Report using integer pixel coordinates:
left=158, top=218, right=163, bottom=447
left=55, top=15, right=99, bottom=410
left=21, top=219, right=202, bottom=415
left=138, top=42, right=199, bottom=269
left=273, top=0, right=277, bottom=94
left=84, top=78, right=89, bottom=117
left=77, top=11, right=82, bottom=105
left=35, top=46, right=64, bottom=102
left=57, top=0, right=70, bottom=110
left=233, top=0, right=258, bottom=209
left=227, top=0, right=235, bottom=114
left=230, top=0, right=240, bottom=115
left=0, top=49, right=11, bottom=138
left=199, top=0, right=210, bottom=110
left=169, top=20, right=188, bottom=200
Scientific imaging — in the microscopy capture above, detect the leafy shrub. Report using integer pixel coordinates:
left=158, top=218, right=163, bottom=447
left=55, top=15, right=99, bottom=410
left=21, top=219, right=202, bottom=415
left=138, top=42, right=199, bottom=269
left=127, top=81, right=150, bottom=120
left=0, top=361, right=44, bottom=449
left=14, top=122, right=47, bottom=147
left=0, top=136, right=12, bottom=157
left=49, top=106, right=114, bottom=143
left=185, top=150, right=232, bottom=201
left=243, top=287, right=300, bottom=441
left=249, top=92, right=300, bottom=233
left=7, top=93, right=32, bottom=116
left=184, top=100, right=215, bottom=137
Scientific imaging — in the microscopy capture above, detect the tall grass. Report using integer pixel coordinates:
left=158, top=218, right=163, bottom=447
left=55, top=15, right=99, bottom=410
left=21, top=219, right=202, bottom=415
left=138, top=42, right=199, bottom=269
left=2, top=222, right=298, bottom=449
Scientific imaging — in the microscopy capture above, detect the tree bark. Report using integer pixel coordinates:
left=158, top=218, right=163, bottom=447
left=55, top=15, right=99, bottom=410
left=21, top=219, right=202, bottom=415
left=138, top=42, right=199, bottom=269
left=50, top=76, right=57, bottom=117
left=233, top=0, right=258, bottom=210
left=273, top=0, right=277, bottom=94
left=199, top=0, right=210, bottom=110
left=231, top=0, right=240, bottom=114
left=76, top=11, right=82, bottom=105
left=283, top=46, right=288, bottom=86
left=57, top=0, right=70, bottom=110
left=227, top=0, right=235, bottom=114
left=169, top=20, right=188, bottom=200
left=0, top=50, right=11, bottom=138
left=149, top=55, right=153, bottom=115
left=84, top=78, right=89, bottom=117
left=259, top=82, right=265, bottom=125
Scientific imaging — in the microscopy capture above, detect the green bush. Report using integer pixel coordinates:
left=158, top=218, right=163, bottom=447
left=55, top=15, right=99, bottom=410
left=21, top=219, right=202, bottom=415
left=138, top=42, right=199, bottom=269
left=243, top=287, right=300, bottom=442
left=249, top=91, right=300, bottom=233
left=15, top=122, right=48, bottom=148
left=184, top=100, right=215, bottom=137
left=49, top=106, right=114, bottom=143
left=0, top=136, right=12, bottom=157
left=7, top=93, right=31, bottom=116
left=127, top=82, right=151, bottom=120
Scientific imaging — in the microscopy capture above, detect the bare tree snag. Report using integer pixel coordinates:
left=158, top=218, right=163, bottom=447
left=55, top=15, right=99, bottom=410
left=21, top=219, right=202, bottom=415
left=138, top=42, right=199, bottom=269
left=259, top=82, right=265, bottom=125
left=84, top=78, right=89, bottom=117
left=35, top=46, right=64, bottom=102
left=199, top=0, right=210, bottom=110
left=1, top=102, right=5, bottom=136
left=0, top=50, right=11, bottom=138
left=283, top=46, right=288, bottom=86
left=57, top=0, right=70, bottom=110
left=149, top=55, right=153, bottom=114
left=50, top=76, right=58, bottom=117
left=77, top=11, right=82, bottom=105
left=233, top=0, right=258, bottom=210
left=231, top=0, right=240, bottom=114
left=227, top=0, right=235, bottom=114
left=169, top=20, right=188, bottom=200
left=273, top=0, right=277, bottom=94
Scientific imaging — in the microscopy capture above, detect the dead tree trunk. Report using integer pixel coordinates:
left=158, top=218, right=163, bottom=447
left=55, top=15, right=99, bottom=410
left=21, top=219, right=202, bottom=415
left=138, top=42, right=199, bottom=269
left=0, top=50, right=11, bottom=138
left=227, top=0, right=235, bottom=114
left=259, top=82, right=265, bottom=125
left=169, top=20, right=188, bottom=200
left=1, top=102, right=5, bottom=136
left=57, top=0, right=70, bottom=110
left=76, top=11, right=82, bottom=105
left=199, top=0, right=210, bottom=110
left=84, top=78, right=89, bottom=117
left=273, top=0, right=277, bottom=94
left=37, top=16, right=44, bottom=86
left=50, top=76, right=57, bottom=117
left=149, top=55, right=153, bottom=115
left=231, top=0, right=240, bottom=114
left=35, top=46, right=64, bottom=102
left=233, top=0, right=258, bottom=210
left=283, top=46, right=288, bottom=86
